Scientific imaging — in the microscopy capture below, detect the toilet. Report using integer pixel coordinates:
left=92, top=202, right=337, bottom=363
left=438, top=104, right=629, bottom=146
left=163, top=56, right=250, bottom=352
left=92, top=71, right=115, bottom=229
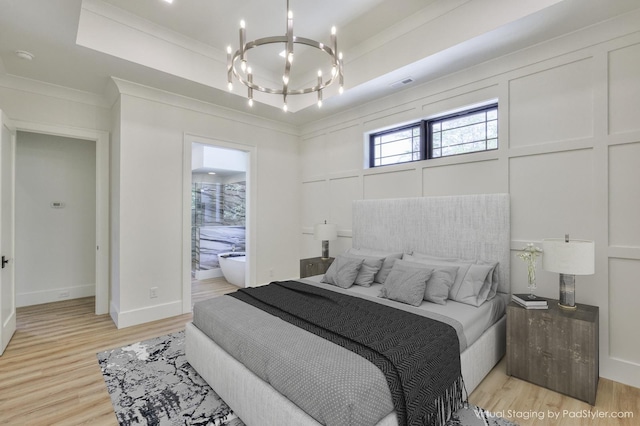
left=218, top=252, right=246, bottom=287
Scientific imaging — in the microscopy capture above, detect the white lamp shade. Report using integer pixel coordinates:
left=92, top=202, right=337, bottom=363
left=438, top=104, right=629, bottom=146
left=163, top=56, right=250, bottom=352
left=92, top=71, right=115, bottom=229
left=542, top=238, right=595, bottom=275
left=314, top=223, right=337, bottom=241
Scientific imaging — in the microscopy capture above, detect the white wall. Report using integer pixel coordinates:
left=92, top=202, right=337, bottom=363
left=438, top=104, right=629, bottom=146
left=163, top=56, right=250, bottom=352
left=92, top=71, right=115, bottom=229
left=109, top=79, right=300, bottom=328
left=15, top=132, right=96, bottom=306
left=299, top=10, right=640, bottom=389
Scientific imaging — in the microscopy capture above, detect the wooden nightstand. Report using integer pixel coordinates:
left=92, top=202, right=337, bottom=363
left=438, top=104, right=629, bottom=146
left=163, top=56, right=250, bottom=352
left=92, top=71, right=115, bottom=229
left=507, top=299, right=599, bottom=405
left=300, top=257, right=334, bottom=278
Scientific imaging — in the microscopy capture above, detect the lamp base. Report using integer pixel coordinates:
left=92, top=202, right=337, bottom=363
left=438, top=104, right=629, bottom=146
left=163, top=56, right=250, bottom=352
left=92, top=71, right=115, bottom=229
left=558, top=273, right=577, bottom=310
left=321, top=240, right=330, bottom=259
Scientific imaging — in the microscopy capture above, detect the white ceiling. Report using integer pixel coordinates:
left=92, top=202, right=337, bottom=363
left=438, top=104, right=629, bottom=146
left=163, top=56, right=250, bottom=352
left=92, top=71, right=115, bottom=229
left=1, top=0, right=639, bottom=126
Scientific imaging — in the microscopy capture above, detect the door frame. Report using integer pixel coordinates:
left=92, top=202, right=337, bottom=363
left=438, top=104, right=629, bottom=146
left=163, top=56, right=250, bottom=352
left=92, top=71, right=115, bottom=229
left=12, top=120, right=109, bottom=315
left=182, top=133, right=257, bottom=312
left=1, top=111, right=17, bottom=355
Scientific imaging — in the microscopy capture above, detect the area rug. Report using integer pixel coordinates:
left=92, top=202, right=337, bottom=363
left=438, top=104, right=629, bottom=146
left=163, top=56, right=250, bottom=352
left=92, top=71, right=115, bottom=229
left=97, top=331, right=517, bottom=426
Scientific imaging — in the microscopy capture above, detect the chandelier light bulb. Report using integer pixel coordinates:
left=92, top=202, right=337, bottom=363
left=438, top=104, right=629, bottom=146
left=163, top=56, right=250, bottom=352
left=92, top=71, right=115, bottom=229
left=228, top=82, right=233, bottom=91
left=339, top=86, right=344, bottom=95
left=248, top=98, right=254, bottom=107
left=288, top=10, right=293, bottom=19
left=241, top=61, right=247, bottom=72
left=318, top=100, right=323, bottom=108
left=339, top=52, right=343, bottom=60
left=318, top=70, right=323, bottom=77
left=227, top=46, right=232, bottom=54
left=283, top=103, right=288, bottom=112
left=331, top=26, right=336, bottom=35
left=331, top=66, right=337, bottom=77
left=283, top=75, right=289, bottom=85
left=240, top=20, right=246, bottom=29
left=247, top=67, right=252, bottom=75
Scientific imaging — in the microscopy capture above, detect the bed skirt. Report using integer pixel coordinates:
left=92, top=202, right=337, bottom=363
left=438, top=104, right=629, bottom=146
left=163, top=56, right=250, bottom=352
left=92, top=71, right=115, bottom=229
left=185, top=315, right=506, bottom=426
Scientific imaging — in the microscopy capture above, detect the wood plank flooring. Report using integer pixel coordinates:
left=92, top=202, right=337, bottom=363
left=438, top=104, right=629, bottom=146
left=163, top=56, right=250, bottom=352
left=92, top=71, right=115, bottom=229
left=0, top=277, right=638, bottom=425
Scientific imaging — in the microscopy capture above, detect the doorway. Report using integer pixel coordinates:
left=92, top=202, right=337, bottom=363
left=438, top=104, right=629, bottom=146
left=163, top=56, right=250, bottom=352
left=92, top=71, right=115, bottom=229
left=181, top=135, right=256, bottom=311
left=15, top=132, right=96, bottom=307
left=12, top=122, right=108, bottom=315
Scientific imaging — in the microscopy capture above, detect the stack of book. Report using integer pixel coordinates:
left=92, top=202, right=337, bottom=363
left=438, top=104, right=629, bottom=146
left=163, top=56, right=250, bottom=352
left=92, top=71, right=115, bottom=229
left=512, top=293, right=548, bottom=309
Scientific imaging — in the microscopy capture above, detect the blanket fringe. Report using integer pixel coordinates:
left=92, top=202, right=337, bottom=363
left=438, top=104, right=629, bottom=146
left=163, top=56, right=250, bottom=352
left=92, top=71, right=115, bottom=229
left=424, top=376, right=465, bottom=426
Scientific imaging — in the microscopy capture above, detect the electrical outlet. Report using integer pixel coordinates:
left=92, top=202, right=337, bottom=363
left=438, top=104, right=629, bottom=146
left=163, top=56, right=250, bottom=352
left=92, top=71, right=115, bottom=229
left=150, top=287, right=158, bottom=299
left=59, top=291, right=70, bottom=299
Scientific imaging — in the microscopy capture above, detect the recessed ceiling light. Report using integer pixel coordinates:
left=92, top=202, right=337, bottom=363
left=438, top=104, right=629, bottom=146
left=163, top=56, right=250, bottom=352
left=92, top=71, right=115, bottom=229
left=208, top=172, right=216, bottom=175
left=15, top=50, right=34, bottom=61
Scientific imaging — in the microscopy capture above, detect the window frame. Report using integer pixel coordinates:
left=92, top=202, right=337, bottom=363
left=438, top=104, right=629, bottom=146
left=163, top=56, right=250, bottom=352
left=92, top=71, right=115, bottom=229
left=368, top=103, right=498, bottom=168
left=368, top=123, right=423, bottom=168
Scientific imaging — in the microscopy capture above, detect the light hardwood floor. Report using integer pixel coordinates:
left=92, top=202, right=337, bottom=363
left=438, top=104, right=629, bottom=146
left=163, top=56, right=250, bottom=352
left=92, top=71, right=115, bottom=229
left=0, top=278, right=637, bottom=425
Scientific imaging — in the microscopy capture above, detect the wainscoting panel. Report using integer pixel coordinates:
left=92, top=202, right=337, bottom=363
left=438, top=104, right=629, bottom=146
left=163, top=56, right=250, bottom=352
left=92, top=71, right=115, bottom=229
left=608, top=141, right=640, bottom=247
left=363, top=168, right=420, bottom=200
left=422, top=159, right=505, bottom=197
left=608, top=43, right=640, bottom=135
left=301, top=180, right=329, bottom=229
left=509, top=58, right=594, bottom=147
left=509, top=148, right=595, bottom=241
left=327, top=124, right=364, bottom=175
left=329, top=176, right=362, bottom=230
left=608, top=258, right=640, bottom=365
left=300, top=133, right=327, bottom=181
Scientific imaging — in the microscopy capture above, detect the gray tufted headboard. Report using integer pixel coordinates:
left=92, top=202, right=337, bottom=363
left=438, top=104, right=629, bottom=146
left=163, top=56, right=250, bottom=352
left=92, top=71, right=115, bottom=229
left=352, top=194, right=510, bottom=294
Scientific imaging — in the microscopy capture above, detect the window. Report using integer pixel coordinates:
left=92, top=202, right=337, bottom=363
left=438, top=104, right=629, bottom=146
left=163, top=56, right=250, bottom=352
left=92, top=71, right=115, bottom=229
left=429, top=105, right=498, bottom=158
left=369, top=103, right=498, bottom=167
left=370, top=124, right=422, bottom=167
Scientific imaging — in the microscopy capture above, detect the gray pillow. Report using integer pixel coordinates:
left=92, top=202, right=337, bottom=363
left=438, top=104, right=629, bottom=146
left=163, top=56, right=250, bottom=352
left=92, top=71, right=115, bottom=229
left=378, top=260, right=433, bottom=307
left=398, top=259, right=458, bottom=305
left=403, top=254, right=471, bottom=301
left=406, top=253, right=499, bottom=306
left=321, top=255, right=364, bottom=289
left=342, top=253, right=385, bottom=287
left=347, top=248, right=403, bottom=283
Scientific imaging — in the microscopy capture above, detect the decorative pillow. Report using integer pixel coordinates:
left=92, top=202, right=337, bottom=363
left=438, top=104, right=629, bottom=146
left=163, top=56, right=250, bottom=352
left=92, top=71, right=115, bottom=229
left=477, top=261, right=499, bottom=300
left=321, top=255, right=364, bottom=289
left=378, top=260, right=433, bottom=307
left=398, top=258, right=458, bottom=305
left=454, top=264, right=496, bottom=307
left=342, top=253, right=385, bottom=287
left=347, top=248, right=403, bottom=283
left=406, top=253, right=500, bottom=305
left=403, top=254, right=471, bottom=301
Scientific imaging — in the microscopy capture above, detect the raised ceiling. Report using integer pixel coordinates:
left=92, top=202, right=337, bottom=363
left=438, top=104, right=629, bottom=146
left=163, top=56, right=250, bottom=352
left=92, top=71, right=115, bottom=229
left=1, top=0, right=639, bottom=125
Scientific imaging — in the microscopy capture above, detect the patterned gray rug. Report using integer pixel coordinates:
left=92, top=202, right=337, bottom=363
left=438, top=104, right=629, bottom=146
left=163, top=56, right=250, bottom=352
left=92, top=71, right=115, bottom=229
left=97, top=331, right=517, bottom=426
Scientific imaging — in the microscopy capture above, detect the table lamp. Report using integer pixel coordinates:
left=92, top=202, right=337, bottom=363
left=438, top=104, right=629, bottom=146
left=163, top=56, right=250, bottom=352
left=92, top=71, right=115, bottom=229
left=314, top=221, right=337, bottom=259
left=542, top=235, right=594, bottom=310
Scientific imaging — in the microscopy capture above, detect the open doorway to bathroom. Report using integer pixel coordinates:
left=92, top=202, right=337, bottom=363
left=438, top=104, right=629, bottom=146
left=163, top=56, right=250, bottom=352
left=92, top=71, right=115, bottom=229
left=191, top=143, right=248, bottom=287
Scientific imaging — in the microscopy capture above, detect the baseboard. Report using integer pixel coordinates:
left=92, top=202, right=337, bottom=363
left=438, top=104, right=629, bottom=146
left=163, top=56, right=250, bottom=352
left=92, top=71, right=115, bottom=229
left=194, top=268, right=223, bottom=280
left=16, top=284, right=95, bottom=307
left=112, top=300, right=183, bottom=329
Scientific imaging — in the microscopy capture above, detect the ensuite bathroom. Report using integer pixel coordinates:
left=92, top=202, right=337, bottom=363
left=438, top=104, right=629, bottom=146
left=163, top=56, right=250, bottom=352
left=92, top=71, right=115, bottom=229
left=191, top=143, right=247, bottom=286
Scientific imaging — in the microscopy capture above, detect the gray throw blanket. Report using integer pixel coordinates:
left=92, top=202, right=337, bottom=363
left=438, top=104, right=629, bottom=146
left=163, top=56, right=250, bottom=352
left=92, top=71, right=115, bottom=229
left=230, top=281, right=464, bottom=426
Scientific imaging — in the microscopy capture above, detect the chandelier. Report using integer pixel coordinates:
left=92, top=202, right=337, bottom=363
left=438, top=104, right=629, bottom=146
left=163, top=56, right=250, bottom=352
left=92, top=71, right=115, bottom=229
left=226, top=0, right=344, bottom=112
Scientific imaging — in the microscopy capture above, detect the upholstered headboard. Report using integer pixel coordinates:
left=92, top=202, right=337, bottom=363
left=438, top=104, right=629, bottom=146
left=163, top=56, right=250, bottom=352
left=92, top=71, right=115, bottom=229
left=352, top=194, right=510, bottom=294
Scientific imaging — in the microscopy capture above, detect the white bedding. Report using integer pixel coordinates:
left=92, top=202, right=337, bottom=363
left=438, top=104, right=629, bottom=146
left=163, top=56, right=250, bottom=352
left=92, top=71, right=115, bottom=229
left=302, top=275, right=508, bottom=348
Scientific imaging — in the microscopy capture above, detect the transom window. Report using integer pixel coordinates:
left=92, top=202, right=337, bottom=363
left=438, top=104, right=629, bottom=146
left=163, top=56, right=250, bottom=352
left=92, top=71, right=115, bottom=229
left=369, top=104, right=498, bottom=168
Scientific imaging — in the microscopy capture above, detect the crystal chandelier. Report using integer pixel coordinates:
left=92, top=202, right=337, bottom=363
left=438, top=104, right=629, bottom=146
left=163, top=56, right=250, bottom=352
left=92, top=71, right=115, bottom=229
left=226, top=0, right=344, bottom=112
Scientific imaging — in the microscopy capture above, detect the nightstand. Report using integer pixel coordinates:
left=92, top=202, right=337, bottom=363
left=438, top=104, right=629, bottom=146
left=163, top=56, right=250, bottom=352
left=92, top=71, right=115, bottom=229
left=300, top=257, right=334, bottom=278
left=507, top=299, right=599, bottom=405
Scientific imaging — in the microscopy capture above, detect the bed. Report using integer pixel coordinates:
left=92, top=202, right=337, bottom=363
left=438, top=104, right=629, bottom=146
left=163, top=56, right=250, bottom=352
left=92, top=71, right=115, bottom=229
left=186, top=194, right=510, bottom=426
